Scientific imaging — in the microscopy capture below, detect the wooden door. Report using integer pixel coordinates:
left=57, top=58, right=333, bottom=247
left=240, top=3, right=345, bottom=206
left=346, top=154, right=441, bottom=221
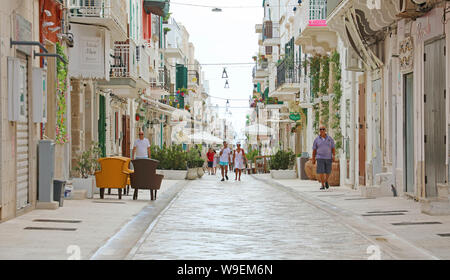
left=122, top=115, right=131, bottom=157
left=358, top=82, right=366, bottom=186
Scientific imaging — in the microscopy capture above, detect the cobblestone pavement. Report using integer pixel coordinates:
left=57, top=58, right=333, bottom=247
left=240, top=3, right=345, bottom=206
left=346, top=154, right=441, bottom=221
left=129, top=173, right=381, bottom=260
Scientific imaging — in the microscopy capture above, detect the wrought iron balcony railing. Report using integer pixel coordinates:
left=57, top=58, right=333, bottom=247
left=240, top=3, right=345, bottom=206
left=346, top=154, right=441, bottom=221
left=275, top=59, right=302, bottom=89
left=110, top=41, right=138, bottom=80
left=158, top=66, right=171, bottom=93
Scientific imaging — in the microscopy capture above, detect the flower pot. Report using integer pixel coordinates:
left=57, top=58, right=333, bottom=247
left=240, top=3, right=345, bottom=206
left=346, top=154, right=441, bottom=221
left=304, top=159, right=340, bottom=186
left=197, top=167, right=205, bottom=178
left=72, top=177, right=95, bottom=199
left=156, top=170, right=188, bottom=180
left=270, top=170, right=297, bottom=179
left=187, top=168, right=198, bottom=180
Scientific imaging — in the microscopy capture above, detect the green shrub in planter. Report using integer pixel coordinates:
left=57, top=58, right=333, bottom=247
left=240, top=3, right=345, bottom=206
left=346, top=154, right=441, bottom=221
left=151, top=144, right=187, bottom=170
left=269, top=150, right=296, bottom=170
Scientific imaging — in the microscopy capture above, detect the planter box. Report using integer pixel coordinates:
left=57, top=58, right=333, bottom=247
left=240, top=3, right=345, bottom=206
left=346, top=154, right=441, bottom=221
left=156, top=169, right=188, bottom=180
left=187, top=168, right=198, bottom=180
left=270, top=169, right=297, bottom=179
left=304, top=159, right=340, bottom=186
left=197, top=167, right=205, bottom=178
left=72, top=177, right=95, bottom=199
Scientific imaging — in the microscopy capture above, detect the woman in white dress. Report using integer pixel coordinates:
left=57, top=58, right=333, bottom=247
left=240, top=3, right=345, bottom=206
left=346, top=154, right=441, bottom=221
left=233, top=142, right=247, bottom=181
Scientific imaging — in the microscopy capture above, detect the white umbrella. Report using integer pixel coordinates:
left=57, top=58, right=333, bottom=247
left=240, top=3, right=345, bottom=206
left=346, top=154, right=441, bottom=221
left=189, top=131, right=223, bottom=144
left=243, top=124, right=276, bottom=135
left=207, top=134, right=224, bottom=144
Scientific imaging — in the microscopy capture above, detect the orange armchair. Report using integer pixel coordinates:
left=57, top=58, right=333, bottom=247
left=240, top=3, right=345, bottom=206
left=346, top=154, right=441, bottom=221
left=94, top=157, right=134, bottom=199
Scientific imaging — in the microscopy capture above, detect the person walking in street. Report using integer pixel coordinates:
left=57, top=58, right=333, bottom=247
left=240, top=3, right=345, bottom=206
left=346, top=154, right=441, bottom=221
left=219, top=141, right=231, bottom=181
left=233, top=142, right=247, bottom=181
left=132, top=131, right=151, bottom=160
left=228, top=146, right=234, bottom=173
left=207, top=148, right=216, bottom=175
left=213, top=149, right=219, bottom=175
left=312, top=126, right=335, bottom=190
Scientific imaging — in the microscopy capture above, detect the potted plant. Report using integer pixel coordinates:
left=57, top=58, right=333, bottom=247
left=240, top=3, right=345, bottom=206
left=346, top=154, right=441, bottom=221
left=269, top=149, right=297, bottom=179
left=153, top=144, right=188, bottom=180
left=246, top=149, right=259, bottom=174
left=72, top=143, right=102, bottom=199
left=196, top=158, right=205, bottom=178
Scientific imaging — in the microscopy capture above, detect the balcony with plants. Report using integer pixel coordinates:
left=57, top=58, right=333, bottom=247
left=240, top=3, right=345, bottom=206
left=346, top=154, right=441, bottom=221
left=68, top=0, right=128, bottom=41
left=159, top=88, right=189, bottom=110
left=252, top=54, right=269, bottom=83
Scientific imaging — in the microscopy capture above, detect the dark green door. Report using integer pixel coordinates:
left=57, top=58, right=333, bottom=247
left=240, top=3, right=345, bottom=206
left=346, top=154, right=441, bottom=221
left=98, top=94, right=106, bottom=157
left=176, top=64, right=187, bottom=108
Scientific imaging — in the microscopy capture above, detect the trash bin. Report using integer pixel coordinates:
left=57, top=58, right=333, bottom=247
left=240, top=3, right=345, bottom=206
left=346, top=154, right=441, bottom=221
left=299, top=153, right=310, bottom=180
left=53, top=180, right=66, bottom=207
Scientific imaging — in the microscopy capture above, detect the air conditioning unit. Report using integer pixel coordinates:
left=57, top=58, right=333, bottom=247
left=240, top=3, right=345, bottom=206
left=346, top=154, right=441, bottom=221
left=396, top=0, right=432, bottom=19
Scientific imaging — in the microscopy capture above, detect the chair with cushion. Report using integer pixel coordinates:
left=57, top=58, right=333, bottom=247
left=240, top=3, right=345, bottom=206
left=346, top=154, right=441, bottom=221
left=130, top=158, right=164, bottom=201
left=94, top=157, right=134, bottom=199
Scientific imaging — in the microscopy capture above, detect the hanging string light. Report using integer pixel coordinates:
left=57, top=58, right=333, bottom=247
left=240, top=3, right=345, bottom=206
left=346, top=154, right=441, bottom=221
left=222, top=67, right=228, bottom=79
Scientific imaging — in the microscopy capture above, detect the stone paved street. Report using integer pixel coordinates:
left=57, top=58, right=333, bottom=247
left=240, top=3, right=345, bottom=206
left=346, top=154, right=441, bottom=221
left=129, top=173, right=378, bottom=260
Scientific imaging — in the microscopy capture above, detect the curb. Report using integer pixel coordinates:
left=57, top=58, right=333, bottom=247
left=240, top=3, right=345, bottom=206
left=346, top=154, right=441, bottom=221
left=89, top=180, right=191, bottom=260
left=251, top=175, right=440, bottom=260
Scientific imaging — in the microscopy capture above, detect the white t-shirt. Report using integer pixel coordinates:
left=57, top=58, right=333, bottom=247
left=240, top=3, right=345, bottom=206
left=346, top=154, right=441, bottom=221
left=220, top=147, right=231, bottom=163
left=134, top=138, right=150, bottom=158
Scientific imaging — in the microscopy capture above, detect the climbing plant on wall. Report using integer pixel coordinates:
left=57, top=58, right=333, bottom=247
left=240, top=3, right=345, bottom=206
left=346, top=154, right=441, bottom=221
left=56, top=43, right=68, bottom=144
left=330, top=50, right=343, bottom=151
left=308, top=56, right=321, bottom=132
left=319, top=55, right=330, bottom=129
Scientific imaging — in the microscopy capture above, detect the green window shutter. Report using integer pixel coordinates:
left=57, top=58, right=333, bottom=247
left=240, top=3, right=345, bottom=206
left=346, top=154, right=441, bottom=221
left=264, top=87, right=269, bottom=100
left=257, top=82, right=261, bottom=93
left=98, top=95, right=106, bottom=157
left=176, top=64, right=188, bottom=108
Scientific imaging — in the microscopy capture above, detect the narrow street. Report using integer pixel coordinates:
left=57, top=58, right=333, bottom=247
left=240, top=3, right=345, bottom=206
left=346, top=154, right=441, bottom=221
left=127, top=174, right=374, bottom=260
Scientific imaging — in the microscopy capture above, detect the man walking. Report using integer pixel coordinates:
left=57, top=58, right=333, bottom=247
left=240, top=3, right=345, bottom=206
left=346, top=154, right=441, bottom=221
left=312, top=126, right=335, bottom=190
left=219, top=141, right=231, bottom=181
left=132, top=131, right=151, bottom=160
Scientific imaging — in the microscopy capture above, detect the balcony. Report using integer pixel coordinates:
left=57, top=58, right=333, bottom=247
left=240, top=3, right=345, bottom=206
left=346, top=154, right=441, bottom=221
left=157, top=66, right=171, bottom=93
left=269, top=59, right=301, bottom=101
left=68, top=0, right=127, bottom=41
left=252, top=59, right=269, bottom=83
left=159, top=94, right=185, bottom=110
left=294, top=0, right=337, bottom=55
left=136, top=46, right=151, bottom=88
left=143, top=0, right=170, bottom=17
left=262, top=21, right=280, bottom=47
left=188, top=70, right=200, bottom=88
left=255, top=24, right=263, bottom=34
left=98, top=41, right=140, bottom=97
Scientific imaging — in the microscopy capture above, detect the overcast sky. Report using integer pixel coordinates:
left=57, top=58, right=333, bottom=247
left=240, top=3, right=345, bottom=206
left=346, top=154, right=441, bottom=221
left=170, top=0, right=264, bottom=142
